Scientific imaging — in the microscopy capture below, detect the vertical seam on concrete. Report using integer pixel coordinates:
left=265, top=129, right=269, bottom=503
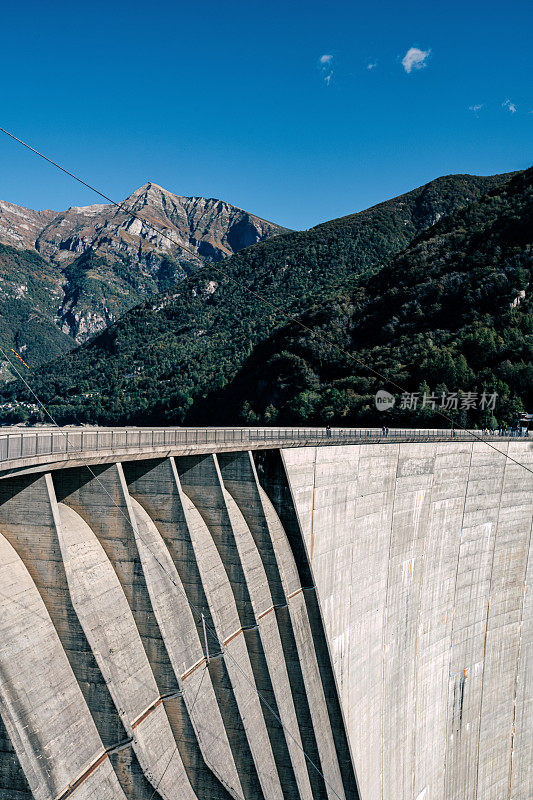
left=443, top=440, right=474, bottom=796
left=473, top=442, right=508, bottom=800
left=506, top=449, right=533, bottom=800
left=411, top=442, right=437, bottom=800
left=309, top=447, right=318, bottom=564
left=380, top=442, right=400, bottom=800
left=346, top=445, right=361, bottom=777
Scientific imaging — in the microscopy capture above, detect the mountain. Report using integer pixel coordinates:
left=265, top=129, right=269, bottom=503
left=0, top=245, right=75, bottom=379
left=0, top=183, right=289, bottom=267
left=0, top=200, right=56, bottom=251
left=0, top=184, right=288, bottom=370
left=0, top=170, right=520, bottom=424
left=30, top=183, right=289, bottom=266
left=204, top=167, right=533, bottom=428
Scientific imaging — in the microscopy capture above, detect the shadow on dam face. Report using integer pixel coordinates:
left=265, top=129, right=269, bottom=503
left=0, top=439, right=531, bottom=800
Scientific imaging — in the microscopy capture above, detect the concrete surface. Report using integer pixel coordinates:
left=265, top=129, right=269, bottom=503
left=282, top=441, right=533, bottom=800
left=0, top=437, right=530, bottom=800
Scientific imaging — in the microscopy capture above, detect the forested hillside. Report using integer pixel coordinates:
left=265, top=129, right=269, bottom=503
left=208, top=167, right=533, bottom=429
left=0, top=170, right=523, bottom=426
left=0, top=244, right=75, bottom=378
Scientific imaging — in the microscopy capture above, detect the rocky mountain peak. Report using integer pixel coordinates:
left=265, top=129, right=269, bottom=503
left=0, top=169, right=519, bottom=384
left=0, top=184, right=289, bottom=354
left=124, top=182, right=172, bottom=207
left=0, top=183, right=289, bottom=267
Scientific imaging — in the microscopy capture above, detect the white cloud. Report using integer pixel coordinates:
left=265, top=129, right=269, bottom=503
left=401, top=47, right=431, bottom=74
left=367, top=62, right=377, bottom=70
left=503, top=99, right=517, bottom=113
left=319, top=54, right=334, bottom=85
left=469, top=104, right=484, bottom=113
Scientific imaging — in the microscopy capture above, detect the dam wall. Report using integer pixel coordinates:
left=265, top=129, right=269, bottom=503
left=0, top=451, right=358, bottom=800
left=0, top=433, right=531, bottom=800
left=281, top=440, right=533, bottom=800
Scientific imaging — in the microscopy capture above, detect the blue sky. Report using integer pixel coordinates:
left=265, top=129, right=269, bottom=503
left=1, top=0, right=531, bottom=229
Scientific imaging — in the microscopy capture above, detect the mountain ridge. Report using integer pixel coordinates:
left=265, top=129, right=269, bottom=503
left=0, top=184, right=289, bottom=374
left=1, top=182, right=290, bottom=266
left=0, top=168, right=520, bottom=423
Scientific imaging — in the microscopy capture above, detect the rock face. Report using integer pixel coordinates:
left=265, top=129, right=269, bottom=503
left=0, top=185, right=288, bottom=369
left=2, top=183, right=289, bottom=271
left=0, top=201, right=56, bottom=251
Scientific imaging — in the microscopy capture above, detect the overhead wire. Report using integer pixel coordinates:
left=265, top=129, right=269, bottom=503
left=0, top=127, right=531, bottom=798
left=0, top=343, right=347, bottom=800
left=147, top=666, right=210, bottom=800
left=0, top=545, right=243, bottom=800
left=0, top=127, right=531, bottom=477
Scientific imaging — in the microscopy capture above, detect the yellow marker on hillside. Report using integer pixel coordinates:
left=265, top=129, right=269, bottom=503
left=11, top=349, right=29, bottom=369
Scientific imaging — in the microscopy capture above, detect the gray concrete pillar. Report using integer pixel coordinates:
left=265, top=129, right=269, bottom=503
left=123, top=457, right=263, bottom=799
left=0, top=473, right=127, bottom=750
left=217, top=451, right=285, bottom=606
left=53, top=464, right=179, bottom=697
left=0, top=526, right=128, bottom=800
left=176, top=454, right=256, bottom=629
left=128, top=492, right=241, bottom=799
left=176, top=474, right=283, bottom=800
left=258, top=449, right=360, bottom=800
left=52, top=499, right=198, bottom=800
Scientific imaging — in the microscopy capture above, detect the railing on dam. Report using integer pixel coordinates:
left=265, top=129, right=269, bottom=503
left=0, top=425, right=527, bottom=469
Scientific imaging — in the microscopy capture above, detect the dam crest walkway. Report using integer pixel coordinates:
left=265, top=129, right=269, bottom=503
left=0, top=425, right=526, bottom=477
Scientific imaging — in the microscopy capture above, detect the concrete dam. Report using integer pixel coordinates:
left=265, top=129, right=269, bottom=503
left=0, top=427, right=531, bottom=800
